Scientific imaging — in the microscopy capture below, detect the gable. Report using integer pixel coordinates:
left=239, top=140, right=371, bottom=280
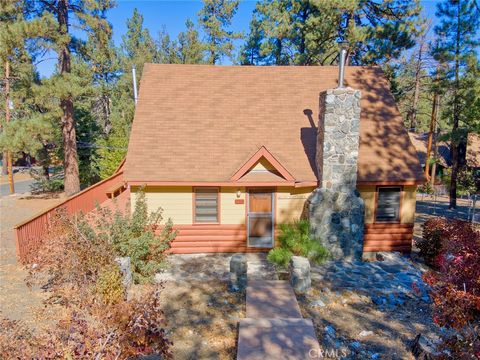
left=230, top=147, right=295, bottom=182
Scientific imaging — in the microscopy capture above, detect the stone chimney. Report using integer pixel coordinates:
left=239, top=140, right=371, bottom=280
left=308, top=78, right=365, bottom=261
left=316, top=87, right=361, bottom=191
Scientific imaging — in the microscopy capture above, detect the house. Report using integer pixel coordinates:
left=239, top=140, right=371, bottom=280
left=408, top=131, right=451, bottom=182
left=123, top=64, right=425, bottom=258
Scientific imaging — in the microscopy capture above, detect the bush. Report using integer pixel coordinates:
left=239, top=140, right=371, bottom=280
left=267, top=248, right=293, bottom=268
left=267, top=219, right=329, bottom=269
left=0, top=287, right=172, bottom=359
left=421, top=218, right=480, bottom=357
left=95, top=264, right=125, bottom=305
left=416, top=217, right=448, bottom=266
left=105, top=190, right=177, bottom=283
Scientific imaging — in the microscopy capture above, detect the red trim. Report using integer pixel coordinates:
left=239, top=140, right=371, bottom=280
left=230, top=146, right=295, bottom=181
left=128, top=180, right=317, bottom=188
left=357, top=180, right=424, bottom=186
left=192, top=187, right=221, bottom=225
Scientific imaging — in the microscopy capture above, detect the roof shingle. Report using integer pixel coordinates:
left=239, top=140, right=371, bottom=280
left=124, top=64, right=425, bottom=185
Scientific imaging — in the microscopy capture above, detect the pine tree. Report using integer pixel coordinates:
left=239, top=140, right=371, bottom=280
left=23, top=0, right=115, bottom=196
left=393, top=26, right=435, bottom=132
left=239, top=14, right=265, bottom=65
left=432, top=0, right=480, bottom=208
left=94, top=8, right=159, bottom=179
left=0, top=0, right=46, bottom=192
left=198, top=0, right=242, bottom=64
left=174, top=19, right=205, bottom=64
left=247, top=0, right=423, bottom=66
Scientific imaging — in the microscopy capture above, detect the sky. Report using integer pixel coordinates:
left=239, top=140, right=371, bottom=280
left=36, top=0, right=440, bottom=78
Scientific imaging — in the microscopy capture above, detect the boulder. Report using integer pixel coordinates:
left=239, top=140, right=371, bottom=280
left=290, top=256, right=311, bottom=294
left=115, top=256, right=132, bottom=289
left=229, top=253, right=247, bottom=291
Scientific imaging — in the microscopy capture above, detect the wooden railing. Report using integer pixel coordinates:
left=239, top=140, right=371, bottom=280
left=14, top=170, right=127, bottom=263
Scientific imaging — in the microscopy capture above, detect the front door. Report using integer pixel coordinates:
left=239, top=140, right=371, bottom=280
left=247, top=189, right=274, bottom=248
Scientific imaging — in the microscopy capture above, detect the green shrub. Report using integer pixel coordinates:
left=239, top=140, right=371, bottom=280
left=267, top=219, right=329, bottom=269
left=267, top=248, right=293, bottom=268
left=100, top=189, right=177, bottom=283
left=29, top=168, right=64, bottom=194
left=95, top=264, right=125, bottom=305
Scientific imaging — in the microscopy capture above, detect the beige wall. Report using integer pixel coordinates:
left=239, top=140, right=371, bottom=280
left=276, top=187, right=315, bottom=223
left=220, top=187, right=246, bottom=225
left=401, top=186, right=417, bottom=224
left=131, top=186, right=193, bottom=224
left=131, top=184, right=417, bottom=226
left=357, top=185, right=376, bottom=224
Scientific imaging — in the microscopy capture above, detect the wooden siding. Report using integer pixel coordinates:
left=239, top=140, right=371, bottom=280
left=166, top=225, right=270, bottom=254
left=363, top=223, right=414, bottom=253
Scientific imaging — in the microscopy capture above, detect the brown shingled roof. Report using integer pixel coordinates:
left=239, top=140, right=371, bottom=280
left=124, top=64, right=425, bottom=185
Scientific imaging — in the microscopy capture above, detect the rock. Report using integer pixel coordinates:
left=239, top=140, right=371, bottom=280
left=324, top=325, right=336, bottom=338
left=350, top=341, right=361, bottom=351
left=229, top=254, right=247, bottom=291
left=290, top=256, right=311, bottom=294
left=115, top=256, right=132, bottom=289
left=310, top=299, right=326, bottom=308
left=410, top=334, right=440, bottom=360
left=230, top=253, right=247, bottom=274
left=358, top=330, right=374, bottom=338
left=371, top=353, right=380, bottom=359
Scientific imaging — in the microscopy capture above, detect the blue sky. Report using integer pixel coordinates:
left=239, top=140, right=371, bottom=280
left=36, top=0, right=440, bottom=77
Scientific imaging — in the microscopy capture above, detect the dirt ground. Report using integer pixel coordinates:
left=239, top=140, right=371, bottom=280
left=0, top=193, right=64, bottom=328
left=298, top=285, right=442, bottom=359
left=158, top=280, right=244, bottom=359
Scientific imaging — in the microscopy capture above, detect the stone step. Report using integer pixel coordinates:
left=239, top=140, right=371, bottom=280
left=237, top=318, right=320, bottom=360
left=246, top=280, right=302, bottom=319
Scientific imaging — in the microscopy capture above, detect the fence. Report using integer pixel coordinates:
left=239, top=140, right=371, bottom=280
left=14, top=170, right=127, bottom=263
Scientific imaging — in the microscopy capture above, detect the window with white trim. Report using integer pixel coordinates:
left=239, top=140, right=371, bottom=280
left=375, top=187, right=401, bottom=223
left=194, top=188, right=219, bottom=223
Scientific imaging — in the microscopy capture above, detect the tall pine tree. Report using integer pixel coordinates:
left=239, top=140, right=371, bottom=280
left=198, top=0, right=242, bottom=64
left=24, top=0, right=115, bottom=195
left=432, top=0, right=480, bottom=208
left=244, top=0, right=422, bottom=66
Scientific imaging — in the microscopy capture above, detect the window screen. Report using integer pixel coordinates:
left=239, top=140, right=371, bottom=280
left=375, top=187, right=401, bottom=222
left=194, top=188, right=219, bottom=223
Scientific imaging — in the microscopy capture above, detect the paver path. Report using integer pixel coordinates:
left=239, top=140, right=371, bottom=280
left=238, top=279, right=320, bottom=360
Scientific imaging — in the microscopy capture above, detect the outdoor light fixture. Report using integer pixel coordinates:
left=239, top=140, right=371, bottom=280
left=338, top=41, right=349, bottom=88
left=236, top=190, right=242, bottom=198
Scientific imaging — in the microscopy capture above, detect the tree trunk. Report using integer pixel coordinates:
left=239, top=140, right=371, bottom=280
left=1, top=152, right=7, bottom=175
left=5, top=59, right=14, bottom=193
left=425, top=91, right=439, bottom=180
left=449, top=0, right=462, bottom=209
left=58, top=0, right=80, bottom=196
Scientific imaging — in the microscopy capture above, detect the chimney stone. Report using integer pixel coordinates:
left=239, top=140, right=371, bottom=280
left=308, top=86, right=364, bottom=261
left=316, top=87, right=361, bottom=191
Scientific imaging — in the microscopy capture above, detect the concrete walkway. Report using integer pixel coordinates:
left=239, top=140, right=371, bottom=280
left=237, top=279, right=320, bottom=359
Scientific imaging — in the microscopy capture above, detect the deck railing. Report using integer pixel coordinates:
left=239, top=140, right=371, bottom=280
left=14, top=170, right=127, bottom=263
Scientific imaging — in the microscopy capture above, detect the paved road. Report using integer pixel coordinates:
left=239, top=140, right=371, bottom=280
left=0, top=179, right=35, bottom=196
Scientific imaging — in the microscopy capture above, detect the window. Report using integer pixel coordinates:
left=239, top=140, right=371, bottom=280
left=375, top=187, right=401, bottom=223
left=194, top=188, right=219, bottom=223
